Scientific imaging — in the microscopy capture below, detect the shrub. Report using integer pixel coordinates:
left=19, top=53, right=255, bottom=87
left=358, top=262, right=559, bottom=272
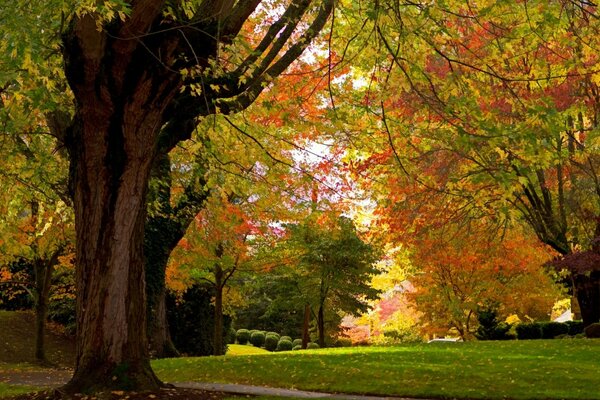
left=277, top=339, right=293, bottom=351
left=515, top=323, right=542, bottom=340
left=292, top=338, right=303, bottom=347
left=236, top=329, right=250, bottom=345
left=475, top=308, right=514, bottom=341
left=266, top=332, right=280, bottom=341
left=566, top=320, right=585, bottom=336
left=250, top=331, right=266, bottom=347
left=307, top=342, right=320, bottom=349
left=292, top=345, right=302, bottom=351
left=540, top=322, right=569, bottom=339
left=584, top=323, right=600, bottom=338
left=334, top=338, right=352, bottom=347
left=280, top=335, right=292, bottom=342
left=226, top=327, right=237, bottom=344
left=264, top=334, right=279, bottom=351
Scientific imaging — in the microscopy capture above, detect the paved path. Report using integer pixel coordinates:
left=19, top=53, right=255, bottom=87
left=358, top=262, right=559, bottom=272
left=177, top=382, right=418, bottom=400
left=1, top=371, right=419, bottom=400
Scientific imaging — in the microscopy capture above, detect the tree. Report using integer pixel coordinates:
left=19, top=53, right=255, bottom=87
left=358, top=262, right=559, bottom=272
left=284, top=213, right=381, bottom=347
left=408, top=227, right=561, bottom=340
left=341, top=0, right=600, bottom=324
left=56, top=0, right=335, bottom=392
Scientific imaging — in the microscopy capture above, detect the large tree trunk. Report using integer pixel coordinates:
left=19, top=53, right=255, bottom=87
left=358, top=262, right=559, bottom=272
left=63, top=111, right=163, bottom=392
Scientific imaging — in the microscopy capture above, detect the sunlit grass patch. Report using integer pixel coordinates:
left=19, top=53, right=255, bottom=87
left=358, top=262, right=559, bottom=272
left=153, top=340, right=600, bottom=400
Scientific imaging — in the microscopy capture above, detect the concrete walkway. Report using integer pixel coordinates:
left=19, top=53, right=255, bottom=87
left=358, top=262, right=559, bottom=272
left=177, top=382, right=418, bottom=400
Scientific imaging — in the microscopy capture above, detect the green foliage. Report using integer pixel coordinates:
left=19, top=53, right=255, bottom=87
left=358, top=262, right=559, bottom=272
left=264, top=334, right=279, bottom=352
left=250, top=331, right=266, bottom=347
left=276, top=339, right=293, bottom=351
left=225, top=327, right=237, bottom=345
left=266, top=332, right=280, bottom=341
left=167, top=284, right=231, bottom=356
left=280, top=336, right=292, bottom=342
left=584, top=323, right=600, bottom=338
left=307, top=342, right=320, bottom=349
left=565, top=321, right=585, bottom=336
left=333, top=338, right=352, bottom=347
left=236, top=329, right=251, bottom=345
left=292, top=338, right=302, bottom=347
left=475, top=308, right=514, bottom=341
left=292, top=344, right=302, bottom=351
left=540, top=322, right=569, bottom=339
left=515, top=323, right=543, bottom=340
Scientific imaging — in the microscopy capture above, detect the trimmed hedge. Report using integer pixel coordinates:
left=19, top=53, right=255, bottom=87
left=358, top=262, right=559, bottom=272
left=292, top=344, right=302, bottom=351
left=292, top=338, right=303, bottom=347
left=515, top=321, right=582, bottom=340
left=277, top=339, right=293, bottom=351
left=280, top=335, right=292, bottom=342
left=236, top=329, right=250, bottom=345
left=250, top=331, right=266, bottom=347
left=307, top=342, right=320, bottom=349
left=264, top=334, right=279, bottom=351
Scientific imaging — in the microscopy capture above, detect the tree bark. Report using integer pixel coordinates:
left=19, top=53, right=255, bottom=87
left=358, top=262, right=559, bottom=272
left=213, top=249, right=225, bottom=356
left=302, top=303, right=310, bottom=349
left=59, top=1, right=333, bottom=392
left=317, top=303, right=325, bottom=348
left=574, top=271, right=600, bottom=327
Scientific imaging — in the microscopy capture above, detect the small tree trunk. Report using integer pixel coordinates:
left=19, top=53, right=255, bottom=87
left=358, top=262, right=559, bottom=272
left=302, top=303, right=310, bottom=349
left=213, top=264, right=224, bottom=356
left=148, top=288, right=179, bottom=358
left=34, top=285, right=48, bottom=362
left=317, top=303, right=325, bottom=348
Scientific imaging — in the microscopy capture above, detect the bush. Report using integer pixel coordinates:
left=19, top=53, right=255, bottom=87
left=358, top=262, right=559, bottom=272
left=276, top=339, right=293, bottom=351
left=292, top=338, right=303, bottom=347
left=264, top=334, right=279, bottom=351
left=292, top=345, right=302, bottom=351
left=266, top=332, right=280, bottom=341
left=307, top=342, right=320, bottom=349
left=250, top=331, right=266, bottom=347
left=566, top=320, right=585, bottom=336
left=584, top=323, right=600, bottom=338
left=475, top=308, right=514, bottom=341
left=236, top=329, right=250, bottom=345
left=334, top=338, right=352, bottom=347
left=226, top=327, right=237, bottom=344
left=280, top=335, right=292, bottom=342
left=515, top=323, right=542, bottom=340
left=540, top=322, right=569, bottom=339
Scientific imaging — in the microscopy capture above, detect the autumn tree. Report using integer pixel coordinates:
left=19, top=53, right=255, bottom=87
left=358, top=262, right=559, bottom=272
left=339, top=0, right=600, bottom=324
left=10, top=0, right=337, bottom=392
left=408, top=227, right=561, bottom=340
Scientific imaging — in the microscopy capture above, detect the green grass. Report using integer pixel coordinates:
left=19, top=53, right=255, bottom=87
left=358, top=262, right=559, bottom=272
left=153, top=340, right=600, bottom=399
left=227, top=344, right=271, bottom=356
left=0, top=383, right=41, bottom=398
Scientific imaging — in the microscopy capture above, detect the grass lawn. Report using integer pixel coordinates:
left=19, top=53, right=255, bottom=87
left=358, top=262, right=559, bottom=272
left=0, top=383, right=40, bottom=398
left=226, top=344, right=270, bottom=356
left=153, top=340, right=600, bottom=400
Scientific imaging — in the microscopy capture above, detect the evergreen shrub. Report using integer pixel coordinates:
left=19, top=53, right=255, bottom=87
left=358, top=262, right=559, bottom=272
left=250, top=331, right=266, bottom=347
left=276, top=339, right=293, bottom=351
left=264, top=334, right=279, bottom=351
left=236, top=329, right=250, bottom=345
